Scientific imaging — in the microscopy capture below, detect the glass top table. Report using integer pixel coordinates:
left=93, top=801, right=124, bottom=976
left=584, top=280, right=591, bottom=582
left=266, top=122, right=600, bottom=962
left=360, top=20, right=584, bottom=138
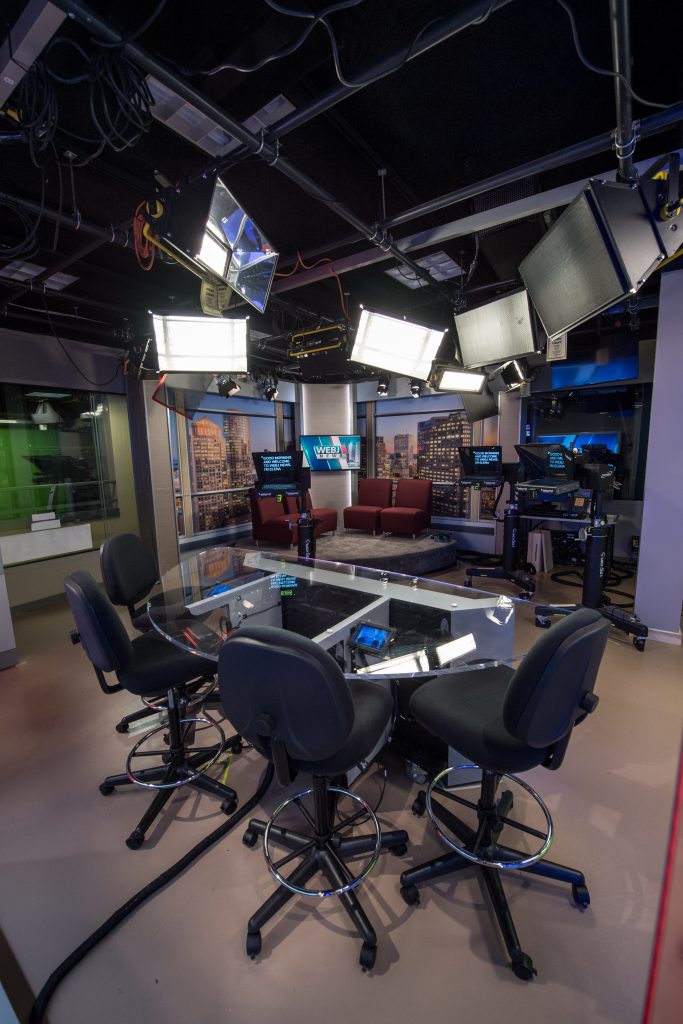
left=147, top=546, right=534, bottom=679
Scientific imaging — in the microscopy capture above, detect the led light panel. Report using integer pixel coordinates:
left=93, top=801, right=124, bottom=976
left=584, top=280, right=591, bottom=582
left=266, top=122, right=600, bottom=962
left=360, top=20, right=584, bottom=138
left=351, top=309, right=445, bottom=381
left=455, top=290, right=536, bottom=368
left=152, top=314, right=248, bottom=373
left=435, top=367, right=486, bottom=393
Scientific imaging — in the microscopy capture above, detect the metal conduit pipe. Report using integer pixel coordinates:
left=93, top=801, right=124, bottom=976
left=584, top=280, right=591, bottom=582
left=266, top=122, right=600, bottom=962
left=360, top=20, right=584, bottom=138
left=273, top=102, right=683, bottom=269
left=608, top=0, right=636, bottom=181
left=382, top=106, right=683, bottom=230
left=53, top=0, right=458, bottom=300
left=268, top=0, right=516, bottom=140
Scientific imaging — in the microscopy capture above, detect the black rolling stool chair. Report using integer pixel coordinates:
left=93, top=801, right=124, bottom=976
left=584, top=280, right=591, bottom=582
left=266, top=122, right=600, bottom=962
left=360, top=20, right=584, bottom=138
left=100, top=532, right=219, bottom=734
left=65, top=570, right=238, bottom=849
left=217, top=625, right=409, bottom=971
left=100, top=532, right=159, bottom=632
left=399, top=608, right=609, bottom=980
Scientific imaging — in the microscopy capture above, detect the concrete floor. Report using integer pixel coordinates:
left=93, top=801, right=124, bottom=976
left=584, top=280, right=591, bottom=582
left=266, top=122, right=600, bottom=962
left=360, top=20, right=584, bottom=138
left=0, top=562, right=681, bottom=1024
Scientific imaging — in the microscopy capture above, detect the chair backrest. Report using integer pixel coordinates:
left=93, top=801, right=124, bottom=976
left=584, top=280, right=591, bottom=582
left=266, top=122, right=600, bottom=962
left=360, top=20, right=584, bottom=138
left=503, top=608, right=608, bottom=768
left=217, top=625, right=354, bottom=778
left=284, top=492, right=308, bottom=515
left=100, top=533, right=158, bottom=609
left=64, top=570, right=134, bottom=674
left=395, top=478, right=432, bottom=512
left=249, top=489, right=283, bottom=526
left=358, top=477, right=392, bottom=507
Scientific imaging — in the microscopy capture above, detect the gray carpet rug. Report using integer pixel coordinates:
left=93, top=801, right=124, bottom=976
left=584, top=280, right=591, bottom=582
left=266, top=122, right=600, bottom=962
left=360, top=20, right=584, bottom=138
left=244, top=531, right=459, bottom=575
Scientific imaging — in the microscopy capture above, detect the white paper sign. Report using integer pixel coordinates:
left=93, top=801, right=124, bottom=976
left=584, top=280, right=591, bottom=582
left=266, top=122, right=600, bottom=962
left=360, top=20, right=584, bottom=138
left=546, top=334, right=567, bottom=361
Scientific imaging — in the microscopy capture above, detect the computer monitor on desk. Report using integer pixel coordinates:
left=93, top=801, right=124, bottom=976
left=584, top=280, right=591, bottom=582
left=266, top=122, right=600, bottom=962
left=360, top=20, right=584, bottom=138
left=252, top=451, right=305, bottom=497
left=515, top=444, right=578, bottom=495
left=458, top=445, right=503, bottom=485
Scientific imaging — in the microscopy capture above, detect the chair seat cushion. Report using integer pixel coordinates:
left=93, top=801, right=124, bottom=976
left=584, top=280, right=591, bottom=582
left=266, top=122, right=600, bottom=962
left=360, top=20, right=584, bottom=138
left=343, top=505, right=383, bottom=531
left=119, top=633, right=215, bottom=695
left=380, top=506, right=429, bottom=534
left=293, top=680, right=393, bottom=775
left=410, top=666, right=549, bottom=773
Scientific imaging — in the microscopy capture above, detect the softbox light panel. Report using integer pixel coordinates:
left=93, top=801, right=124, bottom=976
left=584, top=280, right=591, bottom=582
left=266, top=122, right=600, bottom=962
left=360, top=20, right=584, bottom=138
left=520, top=178, right=666, bottom=341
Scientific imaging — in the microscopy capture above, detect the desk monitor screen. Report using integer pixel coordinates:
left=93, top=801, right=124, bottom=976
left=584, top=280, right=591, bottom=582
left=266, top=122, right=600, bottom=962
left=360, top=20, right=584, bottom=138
left=252, top=450, right=303, bottom=486
left=459, top=445, right=502, bottom=478
left=515, top=443, right=553, bottom=480
left=546, top=447, right=573, bottom=479
left=349, top=621, right=395, bottom=653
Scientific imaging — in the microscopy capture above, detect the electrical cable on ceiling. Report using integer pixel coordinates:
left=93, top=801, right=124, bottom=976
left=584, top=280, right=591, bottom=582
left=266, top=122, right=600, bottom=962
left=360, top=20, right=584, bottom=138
left=94, top=0, right=169, bottom=49
left=39, top=291, right=123, bottom=388
left=555, top=0, right=670, bottom=110
left=179, top=0, right=366, bottom=77
left=275, top=251, right=348, bottom=317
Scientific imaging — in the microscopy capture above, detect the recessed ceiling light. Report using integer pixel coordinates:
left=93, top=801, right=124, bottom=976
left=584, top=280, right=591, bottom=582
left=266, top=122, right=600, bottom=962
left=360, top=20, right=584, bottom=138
left=147, top=78, right=295, bottom=157
left=0, top=260, right=78, bottom=290
left=385, top=251, right=463, bottom=289
left=25, top=391, right=72, bottom=399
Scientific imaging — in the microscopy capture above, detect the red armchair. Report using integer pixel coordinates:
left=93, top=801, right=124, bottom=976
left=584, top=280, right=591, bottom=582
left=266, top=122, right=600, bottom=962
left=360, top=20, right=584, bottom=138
left=249, top=489, right=338, bottom=547
left=380, top=479, right=433, bottom=537
left=343, top=478, right=393, bottom=534
left=249, top=490, right=297, bottom=546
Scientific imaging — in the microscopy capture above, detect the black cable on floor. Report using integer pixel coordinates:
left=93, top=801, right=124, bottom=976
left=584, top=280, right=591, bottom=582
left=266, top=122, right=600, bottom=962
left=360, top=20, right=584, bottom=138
left=29, top=762, right=274, bottom=1024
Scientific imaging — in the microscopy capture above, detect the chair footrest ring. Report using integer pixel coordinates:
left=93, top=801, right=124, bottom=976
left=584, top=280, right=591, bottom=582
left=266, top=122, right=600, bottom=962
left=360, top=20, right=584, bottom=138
left=263, top=785, right=382, bottom=898
left=125, top=716, right=225, bottom=789
left=426, top=764, right=553, bottom=870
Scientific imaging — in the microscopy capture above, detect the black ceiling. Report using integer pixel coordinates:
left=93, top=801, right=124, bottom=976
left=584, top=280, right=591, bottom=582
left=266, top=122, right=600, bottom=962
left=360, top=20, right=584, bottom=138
left=1, top=0, right=681, bottom=382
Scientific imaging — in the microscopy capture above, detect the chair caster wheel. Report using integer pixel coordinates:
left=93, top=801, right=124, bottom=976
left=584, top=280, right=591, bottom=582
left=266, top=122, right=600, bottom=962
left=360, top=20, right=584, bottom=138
left=633, top=637, right=646, bottom=652
left=411, top=792, right=426, bottom=817
left=535, top=616, right=551, bottom=629
left=511, top=953, right=536, bottom=980
left=572, top=883, right=590, bottom=907
left=246, top=931, right=261, bottom=959
left=243, top=829, right=259, bottom=848
left=230, top=741, right=243, bottom=755
left=99, top=783, right=114, bottom=796
left=400, top=884, right=420, bottom=906
left=115, top=721, right=129, bottom=734
left=220, top=799, right=237, bottom=815
left=390, top=843, right=408, bottom=857
left=359, top=942, right=376, bottom=972
left=125, top=829, right=144, bottom=850
left=463, top=578, right=472, bottom=588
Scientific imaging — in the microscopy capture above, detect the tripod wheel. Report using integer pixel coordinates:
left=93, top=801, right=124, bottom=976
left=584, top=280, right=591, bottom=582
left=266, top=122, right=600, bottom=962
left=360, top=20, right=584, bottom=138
left=511, top=953, right=536, bottom=981
left=359, top=943, right=376, bottom=972
left=633, top=637, right=646, bottom=652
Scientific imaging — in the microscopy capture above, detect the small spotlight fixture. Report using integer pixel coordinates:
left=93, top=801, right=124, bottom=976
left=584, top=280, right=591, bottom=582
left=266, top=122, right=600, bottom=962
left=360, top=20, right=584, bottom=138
left=376, top=375, right=389, bottom=397
left=264, top=381, right=279, bottom=402
left=410, top=379, right=421, bottom=398
left=216, top=375, right=241, bottom=397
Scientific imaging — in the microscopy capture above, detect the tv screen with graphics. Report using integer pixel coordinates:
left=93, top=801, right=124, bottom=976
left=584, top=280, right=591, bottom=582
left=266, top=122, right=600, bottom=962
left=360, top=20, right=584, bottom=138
left=300, top=434, right=361, bottom=471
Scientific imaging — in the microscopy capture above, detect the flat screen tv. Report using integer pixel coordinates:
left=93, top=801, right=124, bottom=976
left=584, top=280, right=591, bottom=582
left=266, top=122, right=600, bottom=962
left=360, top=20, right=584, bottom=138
left=300, top=434, right=361, bottom=471
left=537, top=431, right=621, bottom=454
left=551, top=334, right=638, bottom=390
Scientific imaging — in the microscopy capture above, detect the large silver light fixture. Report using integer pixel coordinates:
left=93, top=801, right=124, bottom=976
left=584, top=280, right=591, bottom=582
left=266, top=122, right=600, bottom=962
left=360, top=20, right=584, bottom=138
left=153, top=173, right=279, bottom=314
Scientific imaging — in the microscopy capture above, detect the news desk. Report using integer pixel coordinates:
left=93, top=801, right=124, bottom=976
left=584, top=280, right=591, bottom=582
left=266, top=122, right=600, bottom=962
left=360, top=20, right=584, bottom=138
left=147, top=547, right=536, bottom=778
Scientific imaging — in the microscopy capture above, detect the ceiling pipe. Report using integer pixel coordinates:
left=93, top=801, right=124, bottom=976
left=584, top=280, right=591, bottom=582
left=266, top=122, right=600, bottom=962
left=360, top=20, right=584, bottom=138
left=273, top=101, right=683, bottom=270
left=267, top=0, right=516, bottom=140
left=608, top=0, right=636, bottom=182
left=271, top=148, right=682, bottom=293
left=52, top=0, right=460, bottom=301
